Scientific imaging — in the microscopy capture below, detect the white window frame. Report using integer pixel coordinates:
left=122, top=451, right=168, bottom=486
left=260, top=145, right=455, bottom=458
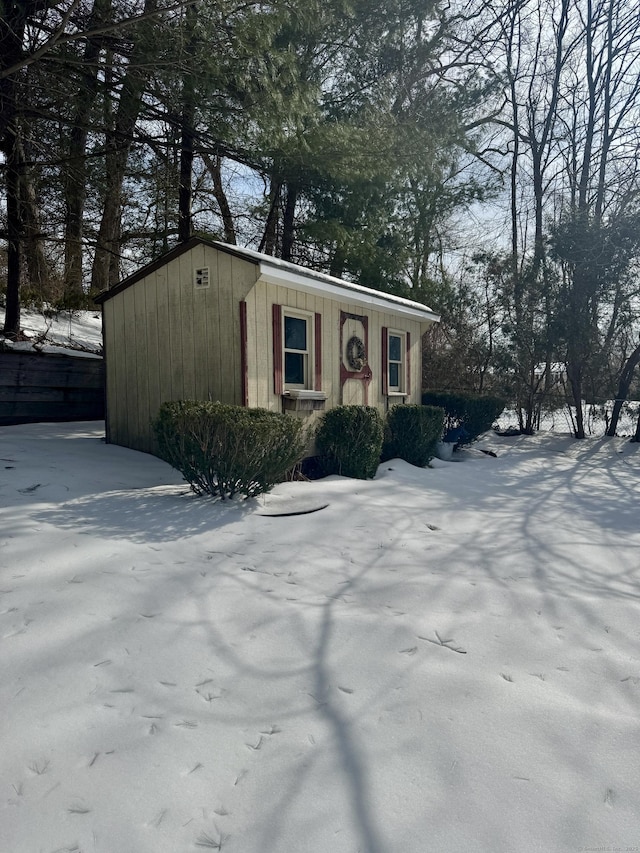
left=283, top=308, right=314, bottom=390
left=387, top=330, right=406, bottom=394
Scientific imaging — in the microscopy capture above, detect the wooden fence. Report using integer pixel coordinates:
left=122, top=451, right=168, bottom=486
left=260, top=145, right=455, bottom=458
left=0, top=350, right=104, bottom=425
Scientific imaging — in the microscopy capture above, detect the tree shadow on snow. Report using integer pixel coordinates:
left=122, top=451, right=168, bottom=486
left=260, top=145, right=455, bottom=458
left=37, top=485, right=254, bottom=543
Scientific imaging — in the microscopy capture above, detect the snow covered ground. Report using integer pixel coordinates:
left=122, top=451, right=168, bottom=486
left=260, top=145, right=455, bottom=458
left=1, top=421, right=639, bottom=852
left=0, top=309, right=103, bottom=356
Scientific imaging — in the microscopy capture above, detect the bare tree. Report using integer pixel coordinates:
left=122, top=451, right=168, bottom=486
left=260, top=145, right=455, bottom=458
left=483, top=0, right=640, bottom=437
left=484, top=0, right=574, bottom=431
left=553, top=0, right=640, bottom=437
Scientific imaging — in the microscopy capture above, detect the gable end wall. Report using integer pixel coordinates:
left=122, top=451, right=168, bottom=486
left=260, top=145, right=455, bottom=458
left=103, top=244, right=258, bottom=454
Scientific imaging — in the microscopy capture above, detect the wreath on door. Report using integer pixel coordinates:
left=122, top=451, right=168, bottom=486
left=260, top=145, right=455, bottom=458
left=346, top=335, right=367, bottom=371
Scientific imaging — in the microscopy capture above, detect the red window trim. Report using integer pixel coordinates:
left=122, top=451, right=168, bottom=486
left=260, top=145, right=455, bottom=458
left=240, top=300, right=248, bottom=406
left=381, top=326, right=389, bottom=395
left=314, top=312, right=322, bottom=391
left=272, top=303, right=283, bottom=395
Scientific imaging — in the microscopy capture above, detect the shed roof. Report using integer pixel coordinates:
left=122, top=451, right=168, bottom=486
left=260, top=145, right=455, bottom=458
left=95, top=237, right=440, bottom=324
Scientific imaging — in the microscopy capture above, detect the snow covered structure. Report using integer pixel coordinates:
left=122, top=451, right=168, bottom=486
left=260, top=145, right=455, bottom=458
left=0, top=311, right=104, bottom=426
left=95, top=238, right=439, bottom=454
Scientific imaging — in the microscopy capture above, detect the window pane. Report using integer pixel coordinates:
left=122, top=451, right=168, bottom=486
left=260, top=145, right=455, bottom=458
left=389, top=362, right=399, bottom=388
left=285, top=316, right=307, bottom=351
left=285, top=352, right=305, bottom=385
left=389, top=334, right=402, bottom=362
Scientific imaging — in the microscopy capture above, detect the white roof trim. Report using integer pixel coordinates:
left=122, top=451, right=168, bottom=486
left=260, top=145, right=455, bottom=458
left=212, top=241, right=440, bottom=324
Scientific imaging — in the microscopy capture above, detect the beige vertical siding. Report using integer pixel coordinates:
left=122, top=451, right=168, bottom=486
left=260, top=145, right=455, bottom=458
left=177, top=249, right=196, bottom=401
left=104, top=243, right=431, bottom=455
left=243, top=282, right=425, bottom=421
left=102, top=305, right=115, bottom=442
left=104, top=245, right=258, bottom=454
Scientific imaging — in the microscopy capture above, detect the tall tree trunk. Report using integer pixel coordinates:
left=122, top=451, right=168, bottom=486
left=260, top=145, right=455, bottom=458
left=177, top=1, right=197, bottom=244
left=567, top=361, right=586, bottom=439
left=606, top=341, right=640, bottom=437
left=3, top=118, right=46, bottom=332
left=281, top=182, right=297, bottom=261
left=90, top=2, right=154, bottom=295
left=3, top=123, right=22, bottom=337
left=259, top=180, right=281, bottom=255
left=19, top=129, right=49, bottom=300
left=178, top=101, right=194, bottom=242
left=329, top=243, right=346, bottom=278
left=63, top=0, right=112, bottom=302
left=1, top=0, right=27, bottom=335
left=0, top=0, right=26, bottom=141
left=565, top=254, right=595, bottom=440
left=202, top=152, right=236, bottom=244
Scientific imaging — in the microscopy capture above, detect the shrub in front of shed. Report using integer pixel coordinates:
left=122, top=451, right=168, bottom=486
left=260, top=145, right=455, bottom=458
left=316, top=405, right=384, bottom=479
left=383, top=404, right=445, bottom=467
left=421, top=392, right=507, bottom=445
left=153, top=401, right=307, bottom=499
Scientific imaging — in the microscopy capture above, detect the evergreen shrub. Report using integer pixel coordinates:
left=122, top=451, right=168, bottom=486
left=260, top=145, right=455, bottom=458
left=384, top=404, right=445, bottom=467
left=152, top=401, right=307, bottom=499
left=316, top=405, right=384, bottom=479
left=421, top=392, right=507, bottom=445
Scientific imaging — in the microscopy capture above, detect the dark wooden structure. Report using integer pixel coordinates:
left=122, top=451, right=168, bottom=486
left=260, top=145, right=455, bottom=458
left=0, top=350, right=104, bottom=425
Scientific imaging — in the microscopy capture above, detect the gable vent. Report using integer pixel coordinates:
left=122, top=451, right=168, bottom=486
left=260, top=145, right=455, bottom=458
left=194, top=267, right=210, bottom=289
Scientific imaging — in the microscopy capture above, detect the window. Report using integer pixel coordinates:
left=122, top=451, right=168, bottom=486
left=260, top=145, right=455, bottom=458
left=382, top=327, right=410, bottom=396
left=388, top=332, right=404, bottom=391
left=273, top=304, right=322, bottom=394
left=284, top=313, right=310, bottom=387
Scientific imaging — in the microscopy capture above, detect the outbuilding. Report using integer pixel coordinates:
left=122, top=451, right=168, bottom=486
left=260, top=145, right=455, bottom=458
left=95, top=238, right=440, bottom=455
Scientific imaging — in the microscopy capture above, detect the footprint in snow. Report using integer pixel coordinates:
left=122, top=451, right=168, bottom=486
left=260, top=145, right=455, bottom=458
left=233, top=769, right=248, bottom=786
left=18, top=483, right=42, bottom=494
left=67, top=803, right=91, bottom=814
left=147, top=808, right=168, bottom=827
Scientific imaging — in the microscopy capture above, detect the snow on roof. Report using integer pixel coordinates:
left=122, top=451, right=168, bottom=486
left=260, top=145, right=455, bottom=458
left=96, top=237, right=440, bottom=324
left=213, top=241, right=440, bottom=324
